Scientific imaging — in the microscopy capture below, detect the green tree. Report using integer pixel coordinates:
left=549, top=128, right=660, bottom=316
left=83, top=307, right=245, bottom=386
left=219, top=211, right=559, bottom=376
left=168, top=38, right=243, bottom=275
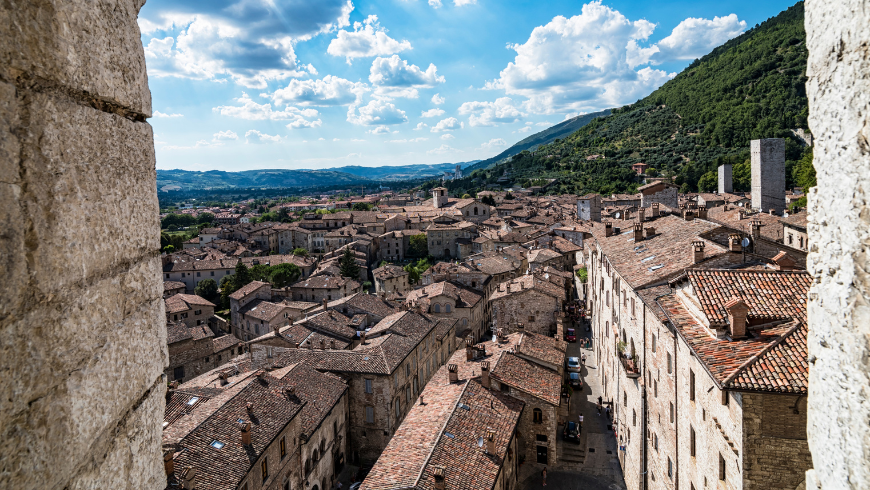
left=339, top=248, right=361, bottom=279
left=232, top=262, right=252, bottom=290
left=575, top=267, right=588, bottom=282
left=480, top=195, right=496, bottom=206
left=697, top=171, right=718, bottom=192
left=197, top=212, right=214, bottom=224
left=249, top=264, right=272, bottom=282
left=408, top=234, right=428, bottom=258
left=163, top=244, right=175, bottom=253
left=292, top=248, right=309, bottom=257
left=194, top=279, right=219, bottom=302
left=732, top=160, right=751, bottom=191
left=504, top=192, right=514, bottom=200
left=404, top=263, right=421, bottom=284
left=270, top=263, right=301, bottom=287
left=352, top=202, right=372, bottom=211
left=791, top=148, right=816, bottom=190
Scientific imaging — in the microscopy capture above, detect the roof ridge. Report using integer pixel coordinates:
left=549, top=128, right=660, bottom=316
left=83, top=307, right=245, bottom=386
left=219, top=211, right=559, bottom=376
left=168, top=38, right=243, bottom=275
left=412, top=378, right=472, bottom=488
left=721, top=321, right=803, bottom=388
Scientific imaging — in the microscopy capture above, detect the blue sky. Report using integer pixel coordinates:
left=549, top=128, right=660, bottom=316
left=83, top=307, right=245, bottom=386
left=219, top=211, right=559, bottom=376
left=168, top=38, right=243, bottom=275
left=140, top=0, right=797, bottom=171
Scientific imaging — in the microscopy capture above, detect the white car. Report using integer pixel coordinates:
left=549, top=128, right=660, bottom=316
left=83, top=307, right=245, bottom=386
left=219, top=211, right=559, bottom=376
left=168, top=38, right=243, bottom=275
left=566, top=357, right=582, bottom=372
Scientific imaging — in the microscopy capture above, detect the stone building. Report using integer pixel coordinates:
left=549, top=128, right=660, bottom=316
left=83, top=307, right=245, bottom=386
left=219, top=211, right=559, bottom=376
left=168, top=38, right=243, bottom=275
left=372, top=265, right=410, bottom=295
left=751, top=138, right=786, bottom=214
left=638, top=181, right=679, bottom=209
left=426, top=221, right=478, bottom=259
left=164, top=293, right=215, bottom=328
left=289, top=275, right=362, bottom=303
left=781, top=210, right=808, bottom=252
left=490, top=274, right=565, bottom=336
left=406, top=281, right=486, bottom=342
left=165, top=320, right=243, bottom=383
left=718, top=163, right=733, bottom=193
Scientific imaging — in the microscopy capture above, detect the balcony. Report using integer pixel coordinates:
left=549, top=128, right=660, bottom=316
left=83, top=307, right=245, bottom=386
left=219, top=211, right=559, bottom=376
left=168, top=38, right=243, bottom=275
left=617, top=351, right=641, bottom=378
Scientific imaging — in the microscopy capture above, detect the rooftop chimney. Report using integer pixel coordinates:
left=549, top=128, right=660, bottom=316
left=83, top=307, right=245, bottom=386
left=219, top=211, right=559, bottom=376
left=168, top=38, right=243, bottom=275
left=724, top=297, right=749, bottom=339
left=448, top=364, right=458, bottom=383
left=496, top=328, right=506, bottom=343
left=623, top=210, right=631, bottom=221
left=605, top=222, right=613, bottom=237
left=481, top=361, right=491, bottom=389
left=330, top=339, right=336, bottom=349
left=772, top=251, right=797, bottom=271
left=749, top=219, right=762, bottom=240
left=644, top=227, right=656, bottom=239
left=692, top=241, right=705, bottom=264
left=638, top=207, right=645, bottom=222
left=285, top=386, right=295, bottom=398
left=240, top=422, right=252, bottom=445
left=319, top=339, right=325, bottom=349
left=517, top=322, right=524, bottom=332
left=769, top=208, right=777, bottom=216
left=181, top=466, right=197, bottom=490
left=163, top=451, right=175, bottom=476
left=465, top=339, right=474, bottom=360
left=698, top=205, right=708, bottom=219
left=738, top=208, right=746, bottom=220
left=728, top=233, right=743, bottom=253
left=633, top=222, right=643, bottom=242
left=433, top=467, right=446, bottom=490
left=651, top=202, right=660, bottom=217
left=485, top=429, right=496, bottom=455
left=322, top=298, right=328, bottom=310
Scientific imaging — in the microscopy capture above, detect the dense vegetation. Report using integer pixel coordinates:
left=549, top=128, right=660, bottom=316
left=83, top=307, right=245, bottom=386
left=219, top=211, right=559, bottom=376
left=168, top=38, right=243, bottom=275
left=443, top=1, right=810, bottom=197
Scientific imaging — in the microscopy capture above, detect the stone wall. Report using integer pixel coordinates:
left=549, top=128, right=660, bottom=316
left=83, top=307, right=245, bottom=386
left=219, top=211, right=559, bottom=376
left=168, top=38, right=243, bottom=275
left=751, top=139, right=786, bottom=214
left=742, top=393, right=812, bottom=490
left=0, top=0, right=166, bottom=488
left=804, top=1, right=870, bottom=488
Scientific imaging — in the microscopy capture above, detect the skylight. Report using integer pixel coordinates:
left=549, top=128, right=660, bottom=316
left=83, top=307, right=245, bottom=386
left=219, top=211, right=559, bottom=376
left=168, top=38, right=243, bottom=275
left=210, top=440, right=225, bottom=449
left=641, top=256, right=656, bottom=263
left=459, top=403, right=471, bottom=411
left=648, top=264, right=665, bottom=271
left=187, top=396, right=199, bottom=405
left=445, top=432, right=455, bottom=439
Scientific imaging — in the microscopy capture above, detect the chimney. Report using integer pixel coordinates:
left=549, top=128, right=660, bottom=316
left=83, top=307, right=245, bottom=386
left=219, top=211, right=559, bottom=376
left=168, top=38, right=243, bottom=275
left=644, top=227, right=656, bottom=239
left=330, top=339, right=336, bottom=349
left=319, top=339, right=325, bottom=349
left=698, top=205, right=708, bottom=219
left=769, top=208, right=776, bottom=216
left=692, top=241, right=705, bottom=264
left=623, top=210, right=630, bottom=221
left=360, top=332, right=366, bottom=344
left=605, top=222, right=613, bottom=237
left=433, top=467, right=446, bottom=490
left=181, top=466, right=197, bottom=490
left=651, top=202, right=660, bottom=217
left=633, top=222, right=643, bottom=242
left=738, top=207, right=746, bottom=220
left=240, top=422, right=252, bottom=445
left=638, top=207, right=645, bottom=222
left=465, top=339, right=475, bottom=360
left=684, top=208, right=695, bottom=221
left=724, top=297, right=750, bottom=339
left=496, top=328, right=506, bottom=343
left=516, top=322, right=524, bottom=333
left=285, top=386, right=295, bottom=398
left=163, top=451, right=175, bottom=476
left=728, top=234, right=742, bottom=252
left=448, top=364, right=458, bottom=383
left=322, top=298, right=328, bottom=310
left=772, top=251, right=797, bottom=271
left=750, top=219, right=762, bottom=240
left=481, top=361, right=491, bottom=389
left=485, top=429, right=496, bottom=455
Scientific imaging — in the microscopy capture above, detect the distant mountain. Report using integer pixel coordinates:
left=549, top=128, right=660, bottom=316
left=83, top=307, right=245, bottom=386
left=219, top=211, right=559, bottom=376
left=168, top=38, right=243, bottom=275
left=156, top=169, right=372, bottom=191
left=323, top=161, right=480, bottom=181
left=462, top=111, right=611, bottom=174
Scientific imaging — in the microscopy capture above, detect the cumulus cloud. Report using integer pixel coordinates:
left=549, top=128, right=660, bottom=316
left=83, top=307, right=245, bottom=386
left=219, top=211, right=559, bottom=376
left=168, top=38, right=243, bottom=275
left=213, top=130, right=238, bottom=140
left=213, top=93, right=321, bottom=128
left=458, top=97, right=526, bottom=126
left=428, top=0, right=443, bottom=8
left=421, top=108, right=446, bottom=118
left=427, top=144, right=461, bottom=155
left=454, top=0, right=477, bottom=5
left=652, top=14, right=746, bottom=63
left=351, top=138, right=366, bottom=142
left=430, top=117, right=463, bottom=132
left=139, top=0, right=352, bottom=88
left=245, top=130, right=283, bottom=144
left=440, top=133, right=455, bottom=140
left=480, top=138, right=507, bottom=149
left=488, top=1, right=680, bottom=113
left=367, top=125, right=392, bottom=135
left=387, top=137, right=429, bottom=143
left=369, top=55, right=445, bottom=88
left=327, top=15, right=412, bottom=63
left=269, top=75, right=368, bottom=107
left=515, top=126, right=533, bottom=134
left=431, top=93, right=445, bottom=105
left=414, top=122, right=429, bottom=131
left=153, top=110, right=183, bottom=118
left=347, top=99, right=409, bottom=126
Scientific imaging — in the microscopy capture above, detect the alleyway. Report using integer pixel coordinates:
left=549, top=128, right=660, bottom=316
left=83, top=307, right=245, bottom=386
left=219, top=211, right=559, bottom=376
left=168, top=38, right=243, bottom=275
left=518, top=318, right=626, bottom=490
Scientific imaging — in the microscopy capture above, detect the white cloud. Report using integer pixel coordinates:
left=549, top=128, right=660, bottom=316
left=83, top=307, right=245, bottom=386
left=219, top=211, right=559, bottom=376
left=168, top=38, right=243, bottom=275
left=490, top=1, right=681, bottom=113
left=458, top=97, right=525, bottom=126
left=139, top=0, right=352, bottom=88
left=214, top=93, right=322, bottom=129
left=269, top=75, right=368, bottom=107
left=427, top=144, right=461, bottom=155
left=454, top=0, right=477, bottom=5
left=428, top=0, right=443, bottom=8
left=367, top=125, right=392, bottom=135
left=440, top=134, right=455, bottom=140
left=153, top=110, right=184, bottom=118
left=414, top=122, right=429, bottom=131
left=421, top=108, right=446, bottom=118
left=536, top=121, right=553, bottom=127
left=369, top=55, right=445, bottom=88
left=387, top=137, right=429, bottom=143
left=347, top=99, right=408, bottom=126
left=652, top=14, right=746, bottom=63
left=431, top=117, right=463, bottom=133
left=327, top=15, right=412, bottom=63
left=515, top=126, right=533, bottom=134
left=480, top=138, right=507, bottom=149
left=431, top=93, right=445, bottom=105
left=245, top=130, right=283, bottom=144
left=213, top=130, right=238, bottom=140
left=351, top=138, right=367, bottom=142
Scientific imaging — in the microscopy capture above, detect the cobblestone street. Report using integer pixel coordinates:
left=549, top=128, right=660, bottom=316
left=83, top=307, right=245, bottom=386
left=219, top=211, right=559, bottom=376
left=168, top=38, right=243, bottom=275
left=518, top=318, right=626, bottom=490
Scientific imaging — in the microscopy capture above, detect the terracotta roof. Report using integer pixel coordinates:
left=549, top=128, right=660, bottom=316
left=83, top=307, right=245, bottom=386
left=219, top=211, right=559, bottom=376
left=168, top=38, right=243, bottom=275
left=238, top=299, right=288, bottom=322
left=490, top=274, right=564, bottom=302
left=514, top=331, right=567, bottom=367
left=706, top=206, right=783, bottom=241
left=780, top=210, right=808, bottom=230
left=301, top=310, right=356, bottom=340
left=491, top=352, right=561, bottom=405
left=279, top=363, right=348, bottom=438
left=291, top=275, right=354, bottom=290
left=164, top=281, right=186, bottom=291
left=406, top=281, right=483, bottom=310
left=726, top=323, right=808, bottom=394
left=527, top=248, right=563, bottom=263
left=373, top=265, right=409, bottom=280
left=228, top=280, right=270, bottom=301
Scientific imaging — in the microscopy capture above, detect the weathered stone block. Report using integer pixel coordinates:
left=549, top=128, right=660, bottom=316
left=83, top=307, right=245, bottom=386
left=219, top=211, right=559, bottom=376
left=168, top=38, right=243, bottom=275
left=0, top=0, right=152, bottom=115
left=16, top=90, right=159, bottom=301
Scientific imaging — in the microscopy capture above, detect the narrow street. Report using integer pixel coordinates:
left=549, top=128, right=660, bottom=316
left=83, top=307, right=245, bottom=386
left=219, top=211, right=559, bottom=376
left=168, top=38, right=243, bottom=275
left=518, top=317, right=626, bottom=490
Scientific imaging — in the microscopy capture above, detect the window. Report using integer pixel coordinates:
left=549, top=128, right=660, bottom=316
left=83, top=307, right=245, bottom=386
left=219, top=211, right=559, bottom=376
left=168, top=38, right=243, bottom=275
left=395, top=400, right=401, bottom=418
left=624, top=391, right=627, bottom=406
left=280, top=437, right=286, bottom=458
left=654, top=380, right=658, bottom=398
left=211, top=271, right=215, bottom=276
left=652, top=335, right=656, bottom=353
left=197, top=272, right=201, bottom=277
left=536, top=434, right=548, bottom=442
left=284, top=480, right=291, bottom=490
left=433, top=304, right=440, bottom=313
left=670, top=403, right=674, bottom=423
left=529, top=316, right=535, bottom=322
left=210, top=440, right=225, bottom=449
left=689, top=370, right=695, bottom=401
left=365, top=379, right=373, bottom=394
left=722, top=390, right=730, bottom=406
left=533, top=408, right=543, bottom=423
left=668, top=457, right=673, bottom=479
left=667, top=353, right=672, bottom=374
left=654, top=433, right=658, bottom=451
left=445, top=304, right=452, bottom=313
left=719, top=453, right=726, bottom=481
left=173, top=366, right=185, bottom=381
left=690, top=426, right=696, bottom=457
left=632, top=298, right=635, bottom=316
left=194, top=309, right=202, bottom=316
left=262, top=458, right=269, bottom=482
left=365, top=406, right=374, bottom=423
left=406, top=387, right=411, bottom=404
left=633, top=409, right=636, bottom=426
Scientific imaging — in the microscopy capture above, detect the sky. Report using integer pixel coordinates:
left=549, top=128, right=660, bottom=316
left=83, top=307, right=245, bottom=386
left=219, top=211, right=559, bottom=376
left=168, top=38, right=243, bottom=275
left=140, top=0, right=797, bottom=172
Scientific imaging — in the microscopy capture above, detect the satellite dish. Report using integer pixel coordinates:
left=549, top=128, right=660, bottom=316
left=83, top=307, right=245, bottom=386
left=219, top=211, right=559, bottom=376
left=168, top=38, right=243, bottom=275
left=477, top=437, right=484, bottom=448
left=614, top=212, right=621, bottom=219
left=741, top=237, right=751, bottom=247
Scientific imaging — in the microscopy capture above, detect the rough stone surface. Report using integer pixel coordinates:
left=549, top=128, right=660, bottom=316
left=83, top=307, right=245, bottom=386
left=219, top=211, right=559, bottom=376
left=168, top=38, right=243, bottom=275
left=0, top=0, right=165, bottom=488
left=751, top=139, right=786, bottom=214
left=718, top=164, right=733, bottom=194
left=804, top=1, right=870, bottom=488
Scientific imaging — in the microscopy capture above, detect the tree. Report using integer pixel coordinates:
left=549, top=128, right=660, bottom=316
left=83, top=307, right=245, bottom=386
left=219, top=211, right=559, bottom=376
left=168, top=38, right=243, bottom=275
left=197, top=212, right=214, bottom=224
left=461, top=193, right=471, bottom=199
left=292, top=248, right=309, bottom=257
left=697, top=171, right=718, bottom=192
left=232, top=262, right=252, bottom=290
left=504, top=192, right=514, bottom=200
left=480, top=195, right=496, bottom=206
left=408, top=234, right=428, bottom=258
left=352, top=202, right=372, bottom=211
left=404, top=263, right=421, bottom=285
left=194, top=279, right=219, bottom=302
left=732, top=160, right=751, bottom=191
left=791, top=148, right=816, bottom=190
left=270, top=263, right=301, bottom=288
left=163, top=244, right=175, bottom=253
left=339, top=248, right=361, bottom=279
left=249, top=264, right=272, bottom=282
left=277, top=207, right=291, bottom=222
left=575, top=267, right=588, bottom=283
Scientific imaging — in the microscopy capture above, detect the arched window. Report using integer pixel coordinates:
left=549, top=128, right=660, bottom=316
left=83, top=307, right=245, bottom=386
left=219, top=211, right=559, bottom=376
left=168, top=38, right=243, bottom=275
left=473, top=207, right=478, bottom=216
left=433, top=304, right=441, bottom=313
left=445, top=304, right=452, bottom=313
left=533, top=408, right=543, bottom=423
left=462, top=318, right=468, bottom=326
left=313, top=448, right=319, bottom=461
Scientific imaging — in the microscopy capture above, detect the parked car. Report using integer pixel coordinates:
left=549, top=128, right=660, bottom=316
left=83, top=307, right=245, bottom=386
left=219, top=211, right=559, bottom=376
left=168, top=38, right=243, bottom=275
left=563, top=421, right=580, bottom=442
left=569, top=372, right=583, bottom=389
left=566, top=357, right=582, bottom=373
left=564, top=328, right=576, bottom=342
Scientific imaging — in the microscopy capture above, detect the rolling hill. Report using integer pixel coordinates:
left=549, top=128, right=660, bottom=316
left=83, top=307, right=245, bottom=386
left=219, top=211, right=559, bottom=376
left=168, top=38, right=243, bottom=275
left=156, top=169, right=372, bottom=191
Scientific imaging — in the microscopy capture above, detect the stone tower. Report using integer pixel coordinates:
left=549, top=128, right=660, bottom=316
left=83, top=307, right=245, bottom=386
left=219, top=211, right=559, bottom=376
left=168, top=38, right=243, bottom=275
left=718, top=163, right=733, bottom=193
left=576, top=194, right=602, bottom=222
left=454, top=164, right=462, bottom=180
left=0, top=1, right=166, bottom=489
left=432, top=187, right=449, bottom=208
left=751, top=138, right=786, bottom=214
left=805, top=0, right=870, bottom=488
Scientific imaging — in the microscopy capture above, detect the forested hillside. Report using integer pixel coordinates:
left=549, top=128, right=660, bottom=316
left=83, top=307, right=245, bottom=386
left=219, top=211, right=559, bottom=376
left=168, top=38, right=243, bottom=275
left=443, top=2, right=811, bottom=197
